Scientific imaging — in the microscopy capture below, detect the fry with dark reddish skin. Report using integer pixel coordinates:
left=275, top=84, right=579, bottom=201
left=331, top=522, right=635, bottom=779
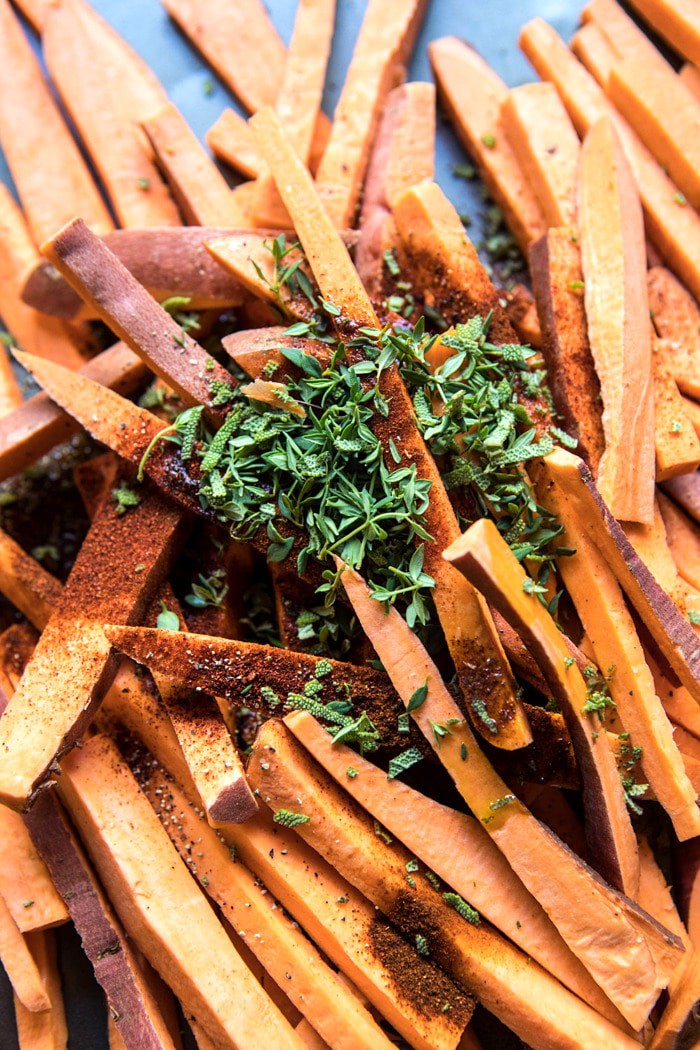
left=41, top=219, right=232, bottom=412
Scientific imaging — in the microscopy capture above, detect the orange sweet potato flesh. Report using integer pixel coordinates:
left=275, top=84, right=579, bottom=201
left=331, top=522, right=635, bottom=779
left=285, top=710, right=627, bottom=1027
left=0, top=804, right=68, bottom=934
left=206, top=109, right=263, bottom=179
left=250, top=109, right=532, bottom=749
left=501, top=82, right=580, bottom=228
left=571, top=22, right=616, bottom=86
left=529, top=227, right=604, bottom=472
left=0, top=892, right=50, bottom=1013
left=142, top=765, right=396, bottom=1050
left=652, top=340, right=700, bottom=481
left=429, top=37, right=546, bottom=253
left=43, top=0, right=179, bottom=229
left=680, top=62, right=700, bottom=101
left=142, top=103, right=248, bottom=227
left=578, top=116, right=655, bottom=524
left=13, top=929, right=68, bottom=1049
left=544, top=448, right=700, bottom=704
left=441, top=517, right=641, bottom=894
left=314, top=0, right=427, bottom=227
left=519, top=18, right=700, bottom=306
left=0, top=342, right=147, bottom=482
left=249, top=719, right=640, bottom=1050
left=627, top=0, right=700, bottom=65
left=42, top=219, right=232, bottom=412
left=535, top=466, right=700, bottom=842
left=0, top=486, right=186, bottom=810
left=0, top=186, right=87, bottom=371
left=253, top=0, right=336, bottom=227
left=607, top=55, right=700, bottom=213
left=105, top=670, right=467, bottom=1050
left=648, top=267, right=700, bottom=402
left=58, top=735, right=304, bottom=1050
left=339, top=556, right=683, bottom=1029
left=0, top=0, right=113, bottom=245
left=658, top=491, right=700, bottom=595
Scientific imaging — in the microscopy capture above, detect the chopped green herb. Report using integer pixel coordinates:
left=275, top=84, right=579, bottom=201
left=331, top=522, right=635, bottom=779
left=567, top=280, right=585, bottom=291
left=415, top=934, right=430, bottom=956
left=315, top=658, right=333, bottom=678
left=156, top=602, right=180, bottom=632
left=443, top=892, right=480, bottom=924
left=203, top=76, right=215, bottom=96
left=481, top=132, right=496, bottom=149
left=137, top=177, right=150, bottom=191
left=383, top=248, right=401, bottom=276
left=424, top=871, right=440, bottom=890
left=111, top=482, right=141, bottom=516
left=674, top=191, right=687, bottom=206
left=273, top=809, right=310, bottom=828
left=460, top=742, right=467, bottom=761
left=690, top=611, right=700, bottom=626
left=346, top=767, right=359, bottom=778
left=387, top=747, right=423, bottom=779
left=397, top=712, right=410, bottom=734
left=407, top=679, right=429, bottom=712
left=564, top=656, right=575, bottom=668
left=471, top=697, right=498, bottom=735
left=406, top=858, right=419, bottom=873
left=373, top=820, right=393, bottom=845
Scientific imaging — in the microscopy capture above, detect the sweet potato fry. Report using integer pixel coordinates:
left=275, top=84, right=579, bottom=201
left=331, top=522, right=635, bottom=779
left=0, top=342, right=146, bottom=482
left=141, top=103, right=248, bottom=227
left=43, top=0, right=179, bottom=229
left=143, top=766, right=397, bottom=1050
left=571, top=22, right=616, bottom=85
left=680, top=62, right=700, bottom=101
left=652, top=340, right=700, bottom=481
left=662, top=472, right=700, bottom=527
left=0, top=528, right=61, bottom=631
left=627, top=0, right=700, bottom=65
left=622, top=497, right=686, bottom=608
left=648, top=266, right=700, bottom=401
left=13, top=929, right=68, bottom=1049
left=58, top=734, right=303, bottom=1049
left=578, top=115, right=654, bottom=523
left=535, top=469, right=700, bottom=841
left=162, top=0, right=286, bottom=113
left=284, top=710, right=627, bottom=1026
left=0, top=805, right=68, bottom=933
left=0, top=0, right=113, bottom=246
left=0, top=484, right=186, bottom=810
left=658, top=491, right=700, bottom=595
left=529, top=227, right=604, bottom=472
left=442, top=517, right=641, bottom=891
left=607, top=55, right=700, bottom=212
left=206, top=110, right=262, bottom=179
left=542, top=448, right=700, bottom=703
left=0, top=892, right=50, bottom=1013
left=250, top=110, right=533, bottom=749
left=429, top=37, right=546, bottom=252
left=42, top=219, right=232, bottom=410
left=314, top=0, right=427, bottom=227
left=340, top=556, right=683, bottom=1029
left=355, top=82, right=435, bottom=298
left=253, top=0, right=336, bottom=227
left=0, top=185, right=87, bottom=370
left=519, top=18, right=700, bottom=304
left=23, top=227, right=246, bottom=321
left=249, top=720, right=642, bottom=1049
left=24, top=790, right=178, bottom=1050
left=501, top=82, right=580, bottom=227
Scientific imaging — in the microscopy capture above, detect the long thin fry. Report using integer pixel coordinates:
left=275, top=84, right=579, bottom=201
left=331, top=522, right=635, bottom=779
left=0, top=893, right=50, bottom=1012
left=626, top=0, right=700, bottom=65
left=206, top=109, right=262, bottom=179
left=652, top=340, right=700, bottom=481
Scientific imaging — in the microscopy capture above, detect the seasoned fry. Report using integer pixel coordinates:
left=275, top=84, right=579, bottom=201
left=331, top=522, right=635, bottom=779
left=206, top=109, right=262, bottom=179
left=652, top=340, right=700, bottom=481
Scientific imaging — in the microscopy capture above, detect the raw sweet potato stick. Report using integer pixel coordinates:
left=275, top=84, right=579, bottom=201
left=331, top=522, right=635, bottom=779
left=501, top=82, right=580, bottom=227
left=314, top=0, right=427, bottom=227
left=428, top=37, right=546, bottom=253
left=578, top=115, right=654, bottom=524
left=58, top=734, right=305, bottom=1050
left=339, top=555, right=683, bottom=1029
left=141, top=103, right=248, bottom=227
left=0, top=0, right=113, bottom=246
left=519, top=18, right=700, bottom=304
left=249, top=720, right=641, bottom=1050
left=253, top=0, right=336, bottom=227
left=250, top=106, right=532, bottom=749
left=43, top=0, right=179, bottom=229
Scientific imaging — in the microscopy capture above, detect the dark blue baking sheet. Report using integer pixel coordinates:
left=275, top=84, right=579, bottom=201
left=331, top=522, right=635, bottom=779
left=0, top=1, right=581, bottom=1046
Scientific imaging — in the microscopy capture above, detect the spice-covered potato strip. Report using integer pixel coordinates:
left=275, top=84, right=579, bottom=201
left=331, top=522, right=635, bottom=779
left=0, top=485, right=186, bottom=811
left=251, top=106, right=531, bottom=750
left=41, top=219, right=232, bottom=413
left=535, top=468, right=700, bottom=842
left=249, top=720, right=641, bottom=1050
left=285, top=710, right=628, bottom=1026
left=651, top=341, right=700, bottom=481
left=142, top=764, right=398, bottom=1050
left=519, top=18, right=700, bottom=305
left=647, top=266, right=700, bottom=402
left=339, top=556, right=683, bottom=1030
left=58, top=735, right=305, bottom=1050
left=428, top=36, right=546, bottom=253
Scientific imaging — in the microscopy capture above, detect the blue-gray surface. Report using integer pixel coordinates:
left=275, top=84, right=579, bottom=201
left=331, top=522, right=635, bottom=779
left=0, top=1, right=580, bottom=1047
